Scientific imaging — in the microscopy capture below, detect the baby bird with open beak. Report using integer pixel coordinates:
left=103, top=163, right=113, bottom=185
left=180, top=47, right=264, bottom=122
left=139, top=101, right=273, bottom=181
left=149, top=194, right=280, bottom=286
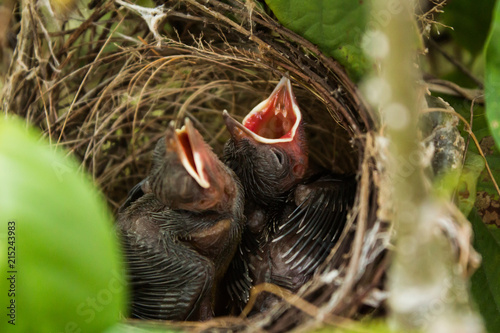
left=223, top=77, right=308, bottom=206
left=117, top=118, right=244, bottom=320
left=222, top=76, right=356, bottom=314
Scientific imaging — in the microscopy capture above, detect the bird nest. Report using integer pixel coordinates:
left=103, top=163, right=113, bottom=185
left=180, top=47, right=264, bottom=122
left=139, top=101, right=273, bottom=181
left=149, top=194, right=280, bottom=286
left=3, top=0, right=387, bottom=331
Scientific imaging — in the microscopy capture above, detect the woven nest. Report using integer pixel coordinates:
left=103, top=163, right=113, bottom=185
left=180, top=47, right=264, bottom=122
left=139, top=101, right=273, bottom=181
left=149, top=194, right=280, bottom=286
left=3, top=0, right=387, bottom=331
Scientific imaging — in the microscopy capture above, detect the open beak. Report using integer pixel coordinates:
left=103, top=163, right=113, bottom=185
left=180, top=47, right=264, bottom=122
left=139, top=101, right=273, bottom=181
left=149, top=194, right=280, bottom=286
left=222, top=110, right=258, bottom=143
left=223, top=76, right=302, bottom=144
left=165, top=118, right=212, bottom=189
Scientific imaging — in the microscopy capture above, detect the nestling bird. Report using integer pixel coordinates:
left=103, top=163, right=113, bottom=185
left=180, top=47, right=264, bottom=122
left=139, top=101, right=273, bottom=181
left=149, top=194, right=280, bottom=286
left=117, top=118, right=244, bottom=321
left=222, top=76, right=356, bottom=313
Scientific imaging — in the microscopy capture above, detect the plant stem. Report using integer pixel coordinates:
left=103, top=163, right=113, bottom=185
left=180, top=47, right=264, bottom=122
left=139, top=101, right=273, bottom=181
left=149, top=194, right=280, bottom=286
left=370, top=0, right=483, bottom=330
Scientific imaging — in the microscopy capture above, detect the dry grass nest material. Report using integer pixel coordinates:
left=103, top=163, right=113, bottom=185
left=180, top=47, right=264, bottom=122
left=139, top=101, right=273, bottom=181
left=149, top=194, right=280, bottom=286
left=3, top=0, right=387, bottom=331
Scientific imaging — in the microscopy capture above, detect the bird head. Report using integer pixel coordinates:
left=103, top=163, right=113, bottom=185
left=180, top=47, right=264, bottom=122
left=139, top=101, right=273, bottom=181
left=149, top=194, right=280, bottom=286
left=150, top=118, right=238, bottom=213
left=223, top=76, right=308, bottom=203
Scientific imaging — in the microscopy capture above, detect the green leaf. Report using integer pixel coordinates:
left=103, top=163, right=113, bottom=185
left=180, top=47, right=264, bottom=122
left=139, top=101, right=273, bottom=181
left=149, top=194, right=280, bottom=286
left=485, top=0, right=500, bottom=152
left=308, top=320, right=407, bottom=333
left=469, top=209, right=500, bottom=333
left=440, top=96, right=500, bottom=200
left=458, top=153, right=485, bottom=217
left=105, top=323, right=182, bottom=333
left=441, top=0, right=496, bottom=56
left=0, top=117, right=127, bottom=332
left=264, top=0, right=370, bottom=80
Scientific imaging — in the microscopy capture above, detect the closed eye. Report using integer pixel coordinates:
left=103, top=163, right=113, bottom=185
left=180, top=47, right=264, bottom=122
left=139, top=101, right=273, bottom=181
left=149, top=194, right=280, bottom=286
left=272, top=149, right=284, bottom=166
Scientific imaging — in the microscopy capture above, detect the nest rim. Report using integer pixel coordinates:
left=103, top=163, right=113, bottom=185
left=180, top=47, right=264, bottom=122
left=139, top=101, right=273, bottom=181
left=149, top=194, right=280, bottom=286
left=2, top=0, right=386, bottom=331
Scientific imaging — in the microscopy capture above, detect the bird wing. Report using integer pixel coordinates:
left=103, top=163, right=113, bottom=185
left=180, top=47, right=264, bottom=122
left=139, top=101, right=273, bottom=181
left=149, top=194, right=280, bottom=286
left=151, top=209, right=235, bottom=240
left=119, top=179, right=146, bottom=213
left=223, top=226, right=257, bottom=313
left=119, top=222, right=214, bottom=320
left=272, top=174, right=356, bottom=277
left=152, top=208, right=249, bottom=314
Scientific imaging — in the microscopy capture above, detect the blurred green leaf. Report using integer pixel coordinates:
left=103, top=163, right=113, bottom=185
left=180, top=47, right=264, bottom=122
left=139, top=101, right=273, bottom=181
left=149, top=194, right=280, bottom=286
left=0, top=117, right=127, bottom=332
left=264, top=0, right=370, bottom=80
left=105, top=323, right=181, bottom=333
left=136, top=0, right=156, bottom=7
left=458, top=153, right=485, bottom=216
left=469, top=209, right=500, bottom=333
left=490, top=224, right=500, bottom=244
left=441, top=0, right=496, bottom=56
left=309, top=319, right=407, bottom=333
left=433, top=168, right=461, bottom=201
left=485, top=0, right=500, bottom=152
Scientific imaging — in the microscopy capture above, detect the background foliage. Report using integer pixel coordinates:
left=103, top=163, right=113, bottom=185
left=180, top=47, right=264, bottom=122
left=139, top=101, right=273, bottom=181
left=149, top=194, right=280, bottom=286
left=0, top=117, right=127, bottom=332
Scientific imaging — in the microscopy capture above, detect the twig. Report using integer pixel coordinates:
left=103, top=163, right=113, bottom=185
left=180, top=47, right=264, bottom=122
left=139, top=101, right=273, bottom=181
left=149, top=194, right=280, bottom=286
left=427, top=38, right=484, bottom=88
left=463, top=98, right=477, bottom=164
left=57, top=16, right=124, bottom=144
left=240, top=283, right=370, bottom=333
left=137, top=35, right=161, bottom=57
left=325, top=133, right=371, bottom=312
left=35, top=77, right=52, bottom=144
left=425, top=78, right=484, bottom=103
left=57, top=1, right=114, bottom=57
